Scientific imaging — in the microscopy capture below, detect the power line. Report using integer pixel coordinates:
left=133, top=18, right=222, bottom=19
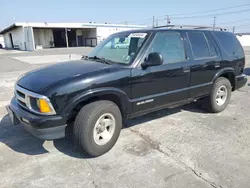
left=166, top=3, right=250, bottom=17
left=234, top=23, right=250, bottom=28
left=218, top=18, right=250, bottom=25
left=235, top=26, right=250, bottom=31
left=120, top=3, right=250, bottom=25
left=154, top=3, right=250, bottom=20
left=170, top=8, right=250, bottom=19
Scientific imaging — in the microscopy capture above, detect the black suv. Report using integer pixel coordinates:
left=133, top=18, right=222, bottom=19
left=7, top=27, right=247, bottom=156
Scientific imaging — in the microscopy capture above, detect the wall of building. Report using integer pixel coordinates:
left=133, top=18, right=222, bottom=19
left=0, top=35, right=4, bottom=48
left=33, top=28, right=54, bottom=49
left=3, top=27, right=25, bottom=50
left=237, top=35, right=250, bottom=46
left=76, top=28, right=97, bottom=47
left=96, top=27, right=135, bottom=44
left=24, top=27, right=35, bottom=51
left=86, top=29, right=97, bottom=46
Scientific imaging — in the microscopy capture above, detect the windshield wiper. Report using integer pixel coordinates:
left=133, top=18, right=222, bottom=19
left=88, top=56, right=111, bottom=65
left=81, top=55, right=89, bottom=60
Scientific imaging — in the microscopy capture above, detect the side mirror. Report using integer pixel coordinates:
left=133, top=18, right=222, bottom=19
left=141, top=52, right=163, bottom=69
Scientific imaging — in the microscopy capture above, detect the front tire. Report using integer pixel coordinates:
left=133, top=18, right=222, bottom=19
left=73, top=100, right=122, bottom=157
left=205, top=77, right=232, bottom=113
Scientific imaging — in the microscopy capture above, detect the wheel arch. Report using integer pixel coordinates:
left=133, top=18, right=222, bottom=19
left=64, top=88, right=131, bottom=122
left=213, top=68, right=236, bottom=90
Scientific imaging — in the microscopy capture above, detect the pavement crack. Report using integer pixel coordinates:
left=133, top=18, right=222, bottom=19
left=164, top=170, right=187, bottom=182
left=85, top=162, right=99, bottom=188
left=187, top=166, right=223, bottom=188
left=86, top=160, right=95, bottom=172
left=129, top=128, right=225, bottom=188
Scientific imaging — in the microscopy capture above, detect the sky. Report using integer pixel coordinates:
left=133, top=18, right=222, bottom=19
left=1, top=0, right=250, bottom=33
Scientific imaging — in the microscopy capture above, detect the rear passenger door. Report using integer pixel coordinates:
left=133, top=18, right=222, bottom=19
left=186, top=31, right=222, bottom=99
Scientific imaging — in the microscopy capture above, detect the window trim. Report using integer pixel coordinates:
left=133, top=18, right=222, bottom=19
left=205, top=33, right=219, bottom=58
left=137, top=31, right=187, bottom=67
left=187, top=31, right=213, bottom=60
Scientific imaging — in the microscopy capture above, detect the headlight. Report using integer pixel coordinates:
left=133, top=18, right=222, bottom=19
left=15, top=85, right=56, bottom=116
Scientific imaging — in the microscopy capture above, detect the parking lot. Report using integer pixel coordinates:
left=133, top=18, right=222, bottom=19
left=0, top=47, right=250, bottom=188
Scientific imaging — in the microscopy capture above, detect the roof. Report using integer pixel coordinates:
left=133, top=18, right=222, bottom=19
left=0, top=22, right=146, bottom=34
left=119, top=27, right=229, bottom=33
left=115, top=25, right=229, bottom=34
left=154, top=24, right=226, bottom=31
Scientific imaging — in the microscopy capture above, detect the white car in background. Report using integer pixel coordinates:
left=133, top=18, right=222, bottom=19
left=114, top=42, right=129, bottom=49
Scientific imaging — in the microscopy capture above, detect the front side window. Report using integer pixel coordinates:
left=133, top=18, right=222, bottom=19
left=88, top=32, right=149, bottom=64
left=188, top=32, right=210, bottom=59
left=145, top=32, right=186, bottom=64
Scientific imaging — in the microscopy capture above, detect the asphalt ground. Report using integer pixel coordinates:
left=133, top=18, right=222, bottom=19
left=0, top=47, right=250, bottom=188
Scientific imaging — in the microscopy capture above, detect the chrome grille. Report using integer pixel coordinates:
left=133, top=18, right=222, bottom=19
left=15, top=87, right=28, bottom=108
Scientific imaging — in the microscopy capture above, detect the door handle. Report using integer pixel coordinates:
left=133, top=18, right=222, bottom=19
left=183, top=67, right=190, bottom=73
left=215, top=64, right=220, bottom=68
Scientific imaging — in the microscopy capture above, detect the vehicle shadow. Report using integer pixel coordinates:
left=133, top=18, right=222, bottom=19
left=124, top=102, right=207, bottom=128
left=0, top=115, right=89, bottom=158
left=0, top=102, right=206, bottom=158
left=0, top=115, right=48, bottom=155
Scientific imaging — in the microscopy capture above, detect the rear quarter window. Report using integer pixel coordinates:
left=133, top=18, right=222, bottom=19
left=213, top=32, right=244, bottom=56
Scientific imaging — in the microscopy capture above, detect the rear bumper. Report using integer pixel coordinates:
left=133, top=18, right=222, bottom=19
left=235, top=74, right=247, bottom=90
left=8, top=98, right=67, bottom=140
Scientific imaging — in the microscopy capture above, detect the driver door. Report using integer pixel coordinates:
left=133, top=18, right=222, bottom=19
left=130, top=31, right=190, bottom=115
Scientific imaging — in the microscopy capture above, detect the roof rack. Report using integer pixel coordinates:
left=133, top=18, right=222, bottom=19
left=153, top=24, right=226, bottom=31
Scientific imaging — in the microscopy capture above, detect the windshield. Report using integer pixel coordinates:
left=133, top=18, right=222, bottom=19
left=88, top=31, right=149, bottom=64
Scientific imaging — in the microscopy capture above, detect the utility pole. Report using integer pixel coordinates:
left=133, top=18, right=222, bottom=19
left=156, top=18, right=158, bottom=27
left=167, top=15, right=171, bottom=25
left=152, top=16, right=155, bottom=28
left=213, top=17, right=216, bottom=30
left=232, top=26, right=235, bottom=34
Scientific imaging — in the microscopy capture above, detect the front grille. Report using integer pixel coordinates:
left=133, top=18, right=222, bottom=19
left=15, top=87, right=28, bottom=108
left=17, top=99, right=26, bottom=107
left=16, top=90, right=25, bottom=98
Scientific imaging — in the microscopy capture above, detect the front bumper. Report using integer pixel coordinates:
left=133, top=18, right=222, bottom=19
left=235, top=74, right=248, bottom=90
left=7, top=98, right=67, bottom=140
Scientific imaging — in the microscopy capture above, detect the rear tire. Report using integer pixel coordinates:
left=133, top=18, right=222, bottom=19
left=73, top=100, right=122, bottom=157
left=205, top=77, right=231, bottom=113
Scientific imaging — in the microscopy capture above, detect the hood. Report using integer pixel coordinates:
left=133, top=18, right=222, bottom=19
left=17, top=60, right=109, bottom=93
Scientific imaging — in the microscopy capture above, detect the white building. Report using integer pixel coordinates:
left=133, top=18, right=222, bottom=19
left=0, top=22, right=146, bottom=51
left=236, top=33, right=250, bottom=47
left=0, top=35, right=4, bottom=48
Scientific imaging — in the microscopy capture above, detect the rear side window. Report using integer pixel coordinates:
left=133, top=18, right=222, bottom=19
left=188, top=32, right=210, bottom=59
left=213, top=32, right=244, bottom=56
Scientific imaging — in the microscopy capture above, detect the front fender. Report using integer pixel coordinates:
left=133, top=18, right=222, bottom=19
left=62, top=87, right=131, bottom=116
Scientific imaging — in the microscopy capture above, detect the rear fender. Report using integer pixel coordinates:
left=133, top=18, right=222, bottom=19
left=212, top=67, right=235, bottom=83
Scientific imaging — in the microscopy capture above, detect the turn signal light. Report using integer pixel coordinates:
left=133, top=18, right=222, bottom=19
left=39, top=99, right=51, bottom=113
